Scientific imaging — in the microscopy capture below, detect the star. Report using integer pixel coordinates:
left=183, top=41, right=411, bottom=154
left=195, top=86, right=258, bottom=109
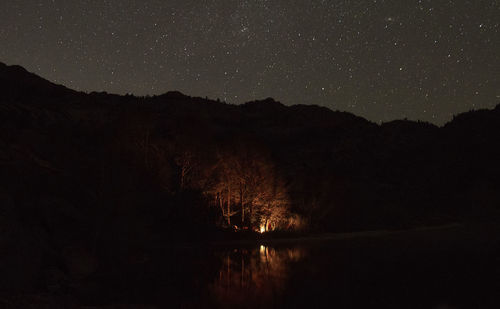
left=0, top=0, right=497, bottom=124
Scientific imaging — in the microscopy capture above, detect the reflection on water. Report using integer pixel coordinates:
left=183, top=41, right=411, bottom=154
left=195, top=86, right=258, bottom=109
left=209, top=245, right=306, bottom=308
left=55, top=227, right=500, bottom=308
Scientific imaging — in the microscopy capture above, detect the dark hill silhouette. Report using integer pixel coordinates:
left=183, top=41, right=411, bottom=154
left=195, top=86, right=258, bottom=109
left=1, top=62, right=500, bottom=301
left=0, top=62, right=79, bottom=103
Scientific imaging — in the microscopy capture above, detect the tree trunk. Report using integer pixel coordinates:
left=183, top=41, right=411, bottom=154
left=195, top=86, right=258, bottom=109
left=227, top=185, right=231, bottom=226
left=249, top=202, right=253, bottom=229
left=240, top=186, right=244, bottom=224
left=180, top=166, right=185, bottom=189
left=218, top=192, right=224, bottom=218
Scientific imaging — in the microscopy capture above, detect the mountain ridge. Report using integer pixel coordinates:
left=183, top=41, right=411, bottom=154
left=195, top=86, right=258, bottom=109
left=5, top=61, right=493, bottom=129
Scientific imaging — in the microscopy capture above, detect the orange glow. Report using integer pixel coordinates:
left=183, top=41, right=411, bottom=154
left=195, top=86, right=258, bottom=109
left=259, top=224, right=266, bottom=233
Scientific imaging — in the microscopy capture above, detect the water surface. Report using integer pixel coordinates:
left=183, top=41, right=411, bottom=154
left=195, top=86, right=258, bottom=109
left=81, top=225, right=500, bottom=308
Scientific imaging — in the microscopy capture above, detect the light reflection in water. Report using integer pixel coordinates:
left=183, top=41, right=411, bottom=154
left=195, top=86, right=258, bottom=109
left=210, top=245, right=306, bottom=308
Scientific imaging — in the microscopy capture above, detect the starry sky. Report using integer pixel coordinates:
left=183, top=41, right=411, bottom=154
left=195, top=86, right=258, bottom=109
left=0, top=0, right=498, bottom=124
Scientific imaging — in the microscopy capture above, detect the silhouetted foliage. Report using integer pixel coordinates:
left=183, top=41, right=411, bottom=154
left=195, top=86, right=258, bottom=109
left=1, top=63, right=500, bottom=304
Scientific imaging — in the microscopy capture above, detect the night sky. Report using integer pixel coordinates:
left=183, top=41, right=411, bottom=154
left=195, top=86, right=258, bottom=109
left=1, top=1, right=498, bottom=124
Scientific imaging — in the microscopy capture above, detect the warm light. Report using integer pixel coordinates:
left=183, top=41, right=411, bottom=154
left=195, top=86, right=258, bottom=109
left=259, top=224, right=265, bottom=233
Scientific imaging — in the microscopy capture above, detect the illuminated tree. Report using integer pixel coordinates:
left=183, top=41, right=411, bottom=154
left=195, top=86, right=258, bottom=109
left=204, top=143, right=291, bottom=230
